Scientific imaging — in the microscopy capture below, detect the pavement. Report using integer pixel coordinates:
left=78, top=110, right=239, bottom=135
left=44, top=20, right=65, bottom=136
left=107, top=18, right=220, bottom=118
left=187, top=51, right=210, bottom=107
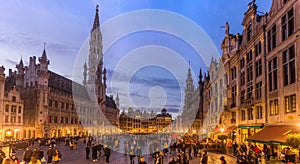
left=2, top=139, right=293, bottom=163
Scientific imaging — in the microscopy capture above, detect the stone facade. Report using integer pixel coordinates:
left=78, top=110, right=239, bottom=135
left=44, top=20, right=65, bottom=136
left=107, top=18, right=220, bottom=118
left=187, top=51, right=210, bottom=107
left=218, top=0, right=300, bottom=143
left=0, top=66, right=24, bottom=140
left=119, top=108, right=172, bottom=134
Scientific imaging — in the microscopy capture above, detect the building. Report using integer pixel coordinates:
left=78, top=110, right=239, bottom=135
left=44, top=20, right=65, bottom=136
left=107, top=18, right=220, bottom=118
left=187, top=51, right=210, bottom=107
left=0, top=66, right=24, bottom=141
left=181, top=66, right=204, bottom=135
left=119, top=108, right=172, bottom=134
left=220, top=0, right=300, bottom=144
left=4, top=5, right=119, bottom=138
left=202, top=58, right=229, bottom=139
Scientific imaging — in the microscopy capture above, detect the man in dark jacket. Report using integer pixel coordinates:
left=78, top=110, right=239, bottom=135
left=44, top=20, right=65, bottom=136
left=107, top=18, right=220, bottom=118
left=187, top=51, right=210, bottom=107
left=104, top=145, right=111, bottom=163
left=201, top=151, right=208, bottom=164
left=23, top=147, right=33, bottom=164
left=85, top=145, right=90, bottom=159
left=46, top=147, right=53, bottom=164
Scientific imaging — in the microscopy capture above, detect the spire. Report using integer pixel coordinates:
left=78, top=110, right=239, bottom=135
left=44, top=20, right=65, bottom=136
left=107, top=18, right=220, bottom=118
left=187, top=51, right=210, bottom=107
left=19, top=57, right=24, bottom=67
left=39, top=43, right=49, bottom=65
left=199, top=68, right=203, bottom=83
left=83, top=62, right=87, bottom=84
left=92, top=5, right=100, bottom=32
left=42, top=42, right=47, bottom=60
left=225, top=22, right=229, bottom=35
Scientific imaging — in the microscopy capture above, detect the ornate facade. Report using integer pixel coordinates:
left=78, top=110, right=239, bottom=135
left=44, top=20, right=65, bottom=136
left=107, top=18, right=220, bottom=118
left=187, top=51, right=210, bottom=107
left=4, top=6, right=119, bottom=139
left=219, top=0, right=300, bottom=144
left=119, top=108, right=172, bottom=134
left=0, top=67, right=24, bottom=140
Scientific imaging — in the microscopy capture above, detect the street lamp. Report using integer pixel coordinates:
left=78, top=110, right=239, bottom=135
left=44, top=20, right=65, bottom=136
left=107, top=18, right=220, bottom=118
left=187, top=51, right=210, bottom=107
left=220, top=128, right=225, bottom=133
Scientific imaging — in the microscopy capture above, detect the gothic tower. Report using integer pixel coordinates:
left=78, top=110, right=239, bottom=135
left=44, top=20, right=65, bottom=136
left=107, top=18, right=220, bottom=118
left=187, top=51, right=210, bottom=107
left=85, top=5, right=106, bottom=103
left=15, top=58, right=25, bottom=90
left=184, top=64, right=194, bottom=107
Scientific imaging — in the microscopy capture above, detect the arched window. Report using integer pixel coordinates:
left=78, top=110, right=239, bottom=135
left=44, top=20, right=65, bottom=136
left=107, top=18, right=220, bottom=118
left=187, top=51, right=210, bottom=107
left=12, top=96, right=16, bottom=102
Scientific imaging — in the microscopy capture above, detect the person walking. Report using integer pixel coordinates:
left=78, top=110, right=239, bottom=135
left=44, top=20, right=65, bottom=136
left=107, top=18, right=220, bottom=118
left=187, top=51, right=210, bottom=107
left=0, top=147, right=6, bottom=164
left=28, top=157, right=41, bottom=164
left=46, top=147, right=53, bottom=164
left=201, top=151, right=208, bottom=164
left=23, top=147, right=33, bottom=164
left=220, top=156, right=227, bottom=164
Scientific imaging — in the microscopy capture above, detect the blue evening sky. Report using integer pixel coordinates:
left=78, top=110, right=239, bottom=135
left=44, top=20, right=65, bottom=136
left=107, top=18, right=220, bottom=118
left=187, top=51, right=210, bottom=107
left=0, top=0, right=272, bottom=115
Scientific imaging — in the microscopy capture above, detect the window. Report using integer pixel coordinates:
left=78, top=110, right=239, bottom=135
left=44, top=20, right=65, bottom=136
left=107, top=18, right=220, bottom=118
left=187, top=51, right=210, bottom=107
left=54, top=101, right=58, bottom=108
left=240, top=58, right=245, bottom=69
left=18, top=116, right=21, bottom=123
left=269, top=57, right=278, bottom=91
left=231, top=85, right=237, bottom=105
left=247, top=65, right=253, bottom=82
left=12, top=96, right=16, bottom=102
left=18, top=106, right=22, bottom=113
left=255, top=59, right=262, bottom=77
left=75, top=118, right=78, bottom=124
left=49, top=100, right=52, bottom=107
left=54, top=116, right=58, bottom=123
left=61, top=102, right=64, bottom=109
left=285, top=94, right=296, bottom=113
left=247, top=86, right=253, bottom=99
left=283, top=45, right=295, bottom=86
left=11, top=116, right=16, bottom=123
left=66, top=117, right=69, bottom=124
left=48, top=116, right=52, bottom=123
left=247, top=108, right=254, bottom=120
left=71, top=118, right=74, bottom=124
left=247, top=24, right=252, bottom=41
left=241, top=90, right=245, bottom=104
left=241, top=72, right=245, bottom=86
left=241, top=110, right=246, bottom=121
left=256, top=106, right=263, bottom=119
left=255, top=42, right=262, bottom=56
left=270, top=99, right=279, bottom=115
left=246, top=51, right=253, bottom=63
left=267, top=25, right=277, bottom=52
left=255, top=81, right=262, bottom=99
left=231, top=67, right=237, bottom=80
left=5, top=116, right=9, bottom=123
left=61, top=117, right=64, bottom=124
left=283, top=0, right=289, bottom=4
left=11, top=105, right=17, bottom=113
left=66, top=103, right=69, bottom=110
left=282, top=8, right=294, bottom=41
left=5, top=105, right=9, bottom=112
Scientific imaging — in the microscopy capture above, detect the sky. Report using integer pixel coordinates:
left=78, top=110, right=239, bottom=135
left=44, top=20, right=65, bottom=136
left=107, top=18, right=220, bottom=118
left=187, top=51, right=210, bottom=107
left=0, top=0, right=272, bottom=116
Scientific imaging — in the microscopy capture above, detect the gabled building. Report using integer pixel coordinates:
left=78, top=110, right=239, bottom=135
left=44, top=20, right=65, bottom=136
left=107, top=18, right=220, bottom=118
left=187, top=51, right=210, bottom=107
left=0, top=66, right=24, bottom=141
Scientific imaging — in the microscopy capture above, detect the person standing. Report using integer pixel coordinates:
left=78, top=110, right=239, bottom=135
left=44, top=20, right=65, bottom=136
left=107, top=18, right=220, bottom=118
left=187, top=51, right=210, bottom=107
left=220, top=156, right=227, bottom=164
left=46, top=147, right=53, bottom=164
left=201, top=151, right=208, bottom=164
left=85, top=145, right=90, bottom=160
left=104, top=145, right=111, bottom=163
left=138, top=156, right=147, bottom=164
left=92, top=144, right=98, bottom=162
left=53, top=148, right=61, bottom=164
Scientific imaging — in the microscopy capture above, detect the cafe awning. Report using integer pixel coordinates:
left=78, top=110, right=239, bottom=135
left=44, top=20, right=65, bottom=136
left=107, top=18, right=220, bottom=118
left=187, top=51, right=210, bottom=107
left=247, top=124, right=300, bottom=143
